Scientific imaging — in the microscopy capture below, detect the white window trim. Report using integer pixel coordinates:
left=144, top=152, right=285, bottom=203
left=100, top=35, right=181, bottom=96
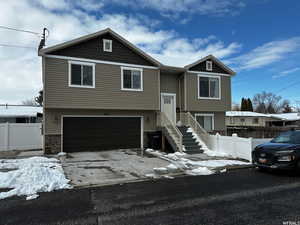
left=195, top=113, right=215, bottom=131
left=197, top=74, right=221, bottom=100
left=121, top=66, right=143, bottom=92
left=206, top=61, right=213, bottom=71
left=68, top=61, right=95, bottom=88
left=103, top=39, right=112, bottom=52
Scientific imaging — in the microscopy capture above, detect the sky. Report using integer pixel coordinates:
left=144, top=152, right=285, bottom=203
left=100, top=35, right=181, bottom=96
left=0, top=0, right=300, bottom=106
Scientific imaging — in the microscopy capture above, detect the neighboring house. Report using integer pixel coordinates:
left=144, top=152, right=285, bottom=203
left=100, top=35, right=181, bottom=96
left=226, top=111, right=283, bottom=128
left=226, top=111, right=300, bottom=128
left=0, top=105, right=42, bottom=123
left=39, top=28, right=235, bottom=154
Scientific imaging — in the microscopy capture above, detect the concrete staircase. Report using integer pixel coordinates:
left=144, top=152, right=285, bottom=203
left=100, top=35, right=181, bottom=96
left=177, top=126, right=204, bottom=154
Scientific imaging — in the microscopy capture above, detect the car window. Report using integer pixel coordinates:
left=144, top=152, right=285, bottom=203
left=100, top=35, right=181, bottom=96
left=271, top=131, right=293, bottom=143
left=292, top=131, right=300, bottom=144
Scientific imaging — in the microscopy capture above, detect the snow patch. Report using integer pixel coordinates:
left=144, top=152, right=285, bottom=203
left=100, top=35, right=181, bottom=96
left=0, top=157, right=72, bottom=200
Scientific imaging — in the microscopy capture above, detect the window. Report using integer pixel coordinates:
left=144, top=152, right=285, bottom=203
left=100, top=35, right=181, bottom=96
left=230, top=117, right=234, bottom=124
left=103, top=39, right=112, bottom=52
left=69, top=61, right=95, bottom=88
left=121, top=67, right=143, bottom=91
left=206, top=61, right=212, bottom=71
left=198, top=75, right=220, bottom=99
left=195, top=114, right=214, bottom=132
left=253, top=118, right=259, bottom=124
left=240, top=118, right=245, bottom=122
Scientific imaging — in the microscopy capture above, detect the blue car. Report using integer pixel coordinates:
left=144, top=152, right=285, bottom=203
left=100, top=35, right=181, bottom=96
left=252, top=130, right=300, bottom=171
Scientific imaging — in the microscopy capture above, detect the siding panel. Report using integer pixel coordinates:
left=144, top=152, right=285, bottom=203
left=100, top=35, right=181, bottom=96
left=44, top=58, right=159, bottom=110
left=189, top=60, right=230, bottom=74
left=186, top=72, right=231, bottom=112
left=49, top=33, right=155, bottom=66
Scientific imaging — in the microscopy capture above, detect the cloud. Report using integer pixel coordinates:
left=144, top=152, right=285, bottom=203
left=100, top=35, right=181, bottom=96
left=0, top=0, right=241, bottom=104
left=272, top=67, right=300, bottom=79
left=107, top=0, right=246, bottom=19
left=228, top=37, right=300, bottom=71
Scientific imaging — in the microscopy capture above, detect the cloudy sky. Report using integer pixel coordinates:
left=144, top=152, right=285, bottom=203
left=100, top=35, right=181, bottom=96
left=1, top=0, right=300, bottom=105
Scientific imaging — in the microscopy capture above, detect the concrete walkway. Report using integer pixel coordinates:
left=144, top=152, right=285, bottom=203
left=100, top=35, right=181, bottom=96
left=60, top=149, right=169, bottom=187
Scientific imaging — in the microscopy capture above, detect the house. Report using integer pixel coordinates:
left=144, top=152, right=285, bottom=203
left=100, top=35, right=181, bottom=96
left=226, top=111, right=283, bottom=128
left=39, top=28, right=235, bottom=154
left=226, top=111, right=300, bottom=128
left=0, top=105, right=42, bottom=123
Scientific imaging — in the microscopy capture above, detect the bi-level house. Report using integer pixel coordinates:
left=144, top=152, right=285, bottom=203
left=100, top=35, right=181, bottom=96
left=39, top=28, right=235, bottom=154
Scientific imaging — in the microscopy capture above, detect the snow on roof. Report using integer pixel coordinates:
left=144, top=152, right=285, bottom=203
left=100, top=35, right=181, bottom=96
left=226, top=111, right=300, bottom=121
left=269, top=113, right=300, bottom=121
left=226, top=111, right=275, bottom=118
left=0, top=105, right=42, bottom=117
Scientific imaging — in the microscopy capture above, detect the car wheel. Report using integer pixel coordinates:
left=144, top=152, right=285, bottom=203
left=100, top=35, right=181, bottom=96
left=295, top=161, right=300, bottom=174
left=257, top=167, right=268, bottom=172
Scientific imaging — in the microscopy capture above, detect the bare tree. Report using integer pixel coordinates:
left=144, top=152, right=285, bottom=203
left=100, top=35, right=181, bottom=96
left=252, top=91, right=290, bottom=113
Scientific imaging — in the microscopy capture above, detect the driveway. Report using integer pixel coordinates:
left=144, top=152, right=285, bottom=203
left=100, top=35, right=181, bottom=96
left=61, top=149, right=169, bottom=187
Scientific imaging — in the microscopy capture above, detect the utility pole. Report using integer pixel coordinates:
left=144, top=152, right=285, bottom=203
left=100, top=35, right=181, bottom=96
left=38, top=28, right=49, bottom=51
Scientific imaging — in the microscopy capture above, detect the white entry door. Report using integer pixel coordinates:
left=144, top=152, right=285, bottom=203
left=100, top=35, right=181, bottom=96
left=161, top=93, right=176, bottom=124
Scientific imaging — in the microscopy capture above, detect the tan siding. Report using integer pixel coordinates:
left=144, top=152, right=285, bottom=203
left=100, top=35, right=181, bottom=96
left=44, top=108, right=157, bottom=135
left=44, top=57, right=159, bottom=110
left=160, top=73, right=180, bottom=107
left=186, top=73, right=231, bottom=112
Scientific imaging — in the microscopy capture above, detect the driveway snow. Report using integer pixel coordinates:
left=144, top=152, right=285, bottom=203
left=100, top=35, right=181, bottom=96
left=145, top=149, right=250, bottom=177
left=0, top=157, right=72, bottom=200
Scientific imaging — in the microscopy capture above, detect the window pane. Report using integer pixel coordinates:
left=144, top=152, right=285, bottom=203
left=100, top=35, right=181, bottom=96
left=204, top=116, right=213, bottom=131
left=199, top=77, right=209, bottom=97
left=123, top=70, right=132, bottom=88
left=210, top=78, right=219, bottom=98
left=196, top=116, right=205, bottom=128
left=104, top=40, right=111, bottom=51
left=82, top=65, right=93, bottom=86
left=71, top=64, right=81, bottom=85
left=132, top=70, right=141, bottom=89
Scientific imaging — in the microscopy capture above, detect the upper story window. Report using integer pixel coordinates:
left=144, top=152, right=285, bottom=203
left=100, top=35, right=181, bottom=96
left=198, top=75, right=220, bottom=99
left=253, top=118, right=259, bottom=124
left=121, top=67, right=143, bottom=91
left=103, top=39, right=112, bottom=52
left=206, top=60, right=213, bottom=71
left=68, top=61, right=95, bottom=88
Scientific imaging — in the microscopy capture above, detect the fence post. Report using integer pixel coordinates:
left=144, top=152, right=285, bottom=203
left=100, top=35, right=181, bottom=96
left=232, top=133, right=238, bottom=158
left=5, top=122, right=9, bottom=151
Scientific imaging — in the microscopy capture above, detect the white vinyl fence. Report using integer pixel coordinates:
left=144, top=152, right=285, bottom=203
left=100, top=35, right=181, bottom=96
left=207, top=133, right=271, bottom=161
left=0, top=123, right=42, bottom=151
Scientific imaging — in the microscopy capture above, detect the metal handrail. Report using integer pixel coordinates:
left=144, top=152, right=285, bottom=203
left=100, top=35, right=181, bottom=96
left=157, top=112, right=183, bottom=152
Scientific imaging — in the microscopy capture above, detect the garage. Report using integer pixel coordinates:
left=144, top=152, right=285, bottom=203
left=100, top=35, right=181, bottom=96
left=62, top=116, right=143, bottom=152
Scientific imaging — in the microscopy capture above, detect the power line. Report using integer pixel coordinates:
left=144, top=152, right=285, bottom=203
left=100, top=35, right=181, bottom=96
left=0, top=25, right=40, bottom=36
left=275, top=80, right=300, bottom=94
left=0, top=44, right=36, bottom=49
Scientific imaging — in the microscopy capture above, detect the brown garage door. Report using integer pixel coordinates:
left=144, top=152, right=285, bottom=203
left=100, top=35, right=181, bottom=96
left=63, top=116, right=142, bottom=152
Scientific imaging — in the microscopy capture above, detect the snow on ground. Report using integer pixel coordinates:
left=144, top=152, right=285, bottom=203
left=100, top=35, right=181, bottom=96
left=145, top=149, right=250, bottom=177
left=0, top=157, right=72, bottom=200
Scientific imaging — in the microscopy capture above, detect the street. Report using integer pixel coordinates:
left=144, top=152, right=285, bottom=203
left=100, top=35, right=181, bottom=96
left=1, top=168, right=300, bottom=225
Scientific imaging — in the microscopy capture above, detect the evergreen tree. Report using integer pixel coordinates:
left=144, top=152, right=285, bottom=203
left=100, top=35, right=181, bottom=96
left=247, top=98, right=253, bottom=112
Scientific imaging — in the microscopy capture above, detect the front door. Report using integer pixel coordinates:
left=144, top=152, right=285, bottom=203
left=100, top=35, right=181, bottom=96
left=161, top=93, right=176, bottom=124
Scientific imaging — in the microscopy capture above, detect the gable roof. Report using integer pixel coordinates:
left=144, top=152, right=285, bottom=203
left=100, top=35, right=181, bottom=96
left=39, top=28, right=162, bottom=67
left=39, top=28, right=235, bottom=75
left=184, top=55, right=236, bottom=75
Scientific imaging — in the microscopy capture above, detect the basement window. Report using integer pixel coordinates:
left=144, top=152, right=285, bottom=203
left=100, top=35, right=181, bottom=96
left=206, top=60, right=213, bottom=71
left=103, top=39, right=112, bottom=52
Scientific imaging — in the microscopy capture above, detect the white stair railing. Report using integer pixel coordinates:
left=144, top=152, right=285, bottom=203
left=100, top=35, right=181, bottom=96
left=180, top=112, right=211, bottom=149
left=157, top=112, right=183, bottom=152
